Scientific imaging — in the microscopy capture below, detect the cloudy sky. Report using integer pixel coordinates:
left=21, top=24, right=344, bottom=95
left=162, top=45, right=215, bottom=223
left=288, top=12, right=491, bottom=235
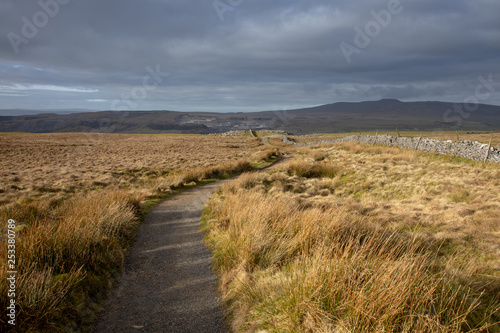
left=1, top=0, right=499, bottom=112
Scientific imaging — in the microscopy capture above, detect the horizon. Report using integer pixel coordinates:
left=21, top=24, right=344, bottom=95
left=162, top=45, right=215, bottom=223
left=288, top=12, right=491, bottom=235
left=2, top=98, right=500, bottom=117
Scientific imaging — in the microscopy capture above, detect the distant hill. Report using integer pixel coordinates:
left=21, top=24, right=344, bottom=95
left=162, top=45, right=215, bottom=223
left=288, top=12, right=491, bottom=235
left=0, top=109, right=91, bottom=116
left=1, top=100, right=499, bottom=134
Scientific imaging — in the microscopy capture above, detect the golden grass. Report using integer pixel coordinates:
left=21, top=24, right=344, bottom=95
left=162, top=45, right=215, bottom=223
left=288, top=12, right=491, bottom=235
left=202, top=143, right=500, bottom=332
left=0, top=190, right=139, bottom=330
left=0, top=133, right=276, bottom=331
left=0, top=132, right=260, bottom=207
left=286, top=159, right=342, bottom=178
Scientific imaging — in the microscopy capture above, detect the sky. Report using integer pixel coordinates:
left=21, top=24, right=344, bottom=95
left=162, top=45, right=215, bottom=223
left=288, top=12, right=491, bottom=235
left=1, top=0, right=500, bottom=112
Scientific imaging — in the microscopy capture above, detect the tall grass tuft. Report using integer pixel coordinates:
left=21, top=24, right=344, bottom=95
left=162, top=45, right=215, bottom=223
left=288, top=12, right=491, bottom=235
left=286, top=160, right=342, bottom=178
left=0, top=190, right=139, bottom=331
left=203, top=182, right=499, bottom=332
left=199, top=159, right=253, bottom=180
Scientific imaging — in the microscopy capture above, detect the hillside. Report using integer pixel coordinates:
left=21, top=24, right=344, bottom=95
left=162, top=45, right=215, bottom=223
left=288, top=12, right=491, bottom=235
left=1, top=100, right=499, bottom=134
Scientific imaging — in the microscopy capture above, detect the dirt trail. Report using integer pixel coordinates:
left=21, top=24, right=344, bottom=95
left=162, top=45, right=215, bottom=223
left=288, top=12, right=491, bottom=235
left=93, top=182, right=227, bottom=332
left=93, top=158, right=288, bottom=333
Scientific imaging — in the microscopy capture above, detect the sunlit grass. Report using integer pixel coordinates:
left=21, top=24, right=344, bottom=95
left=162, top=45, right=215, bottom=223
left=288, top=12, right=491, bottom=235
left=203, top=142, right=500, bottom=332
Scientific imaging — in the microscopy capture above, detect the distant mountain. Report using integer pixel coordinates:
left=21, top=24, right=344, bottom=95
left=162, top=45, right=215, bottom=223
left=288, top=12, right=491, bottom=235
left=1, top=100, right=499, bottom=134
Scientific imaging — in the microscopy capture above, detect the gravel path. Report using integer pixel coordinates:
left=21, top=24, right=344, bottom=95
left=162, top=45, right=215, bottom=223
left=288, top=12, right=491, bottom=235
left=93, top=157, right=289, bottom=333
left=93, top=181, right=228, bottom=333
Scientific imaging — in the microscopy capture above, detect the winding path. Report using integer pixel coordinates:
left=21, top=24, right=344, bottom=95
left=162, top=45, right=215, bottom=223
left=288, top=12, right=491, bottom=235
left=93, top=156, right=288, bottom=333
left=93, top=181, right=228, bottom=332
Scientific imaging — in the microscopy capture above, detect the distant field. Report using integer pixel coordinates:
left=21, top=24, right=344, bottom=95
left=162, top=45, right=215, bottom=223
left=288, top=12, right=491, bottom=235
left=0, top=133, right=259, bottom=207
left=292, top=131, right=500, bottom=147
left=203, top=141, right=500, bottom=332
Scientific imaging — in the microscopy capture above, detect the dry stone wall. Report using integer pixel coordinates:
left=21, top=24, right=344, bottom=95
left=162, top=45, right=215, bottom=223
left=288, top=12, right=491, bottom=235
left=281, top=134, right=500, bottom=163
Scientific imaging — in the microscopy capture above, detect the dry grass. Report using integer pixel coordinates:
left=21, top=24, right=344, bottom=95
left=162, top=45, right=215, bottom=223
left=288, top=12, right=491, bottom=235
left=0, top=133, right=275, bottom=331
left=0, top=133, right=260, bottom=207
left=202, top=143, right=500, bottom=332
left=0, top=190, right=140, bottom=330
left=286, top=159, right=342, bottom=178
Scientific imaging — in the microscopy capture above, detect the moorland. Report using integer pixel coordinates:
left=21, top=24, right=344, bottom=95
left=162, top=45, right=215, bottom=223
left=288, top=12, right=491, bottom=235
left=0, top=131, right=499, bottom=332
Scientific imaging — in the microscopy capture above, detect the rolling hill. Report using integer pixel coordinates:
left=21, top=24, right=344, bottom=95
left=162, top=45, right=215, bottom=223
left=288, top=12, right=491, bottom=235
left=1, top=99, right=499, bottom=134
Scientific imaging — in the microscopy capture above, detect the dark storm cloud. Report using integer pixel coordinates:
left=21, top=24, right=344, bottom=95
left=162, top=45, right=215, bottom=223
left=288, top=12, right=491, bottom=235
left=0, top=0, right=499, bottom=111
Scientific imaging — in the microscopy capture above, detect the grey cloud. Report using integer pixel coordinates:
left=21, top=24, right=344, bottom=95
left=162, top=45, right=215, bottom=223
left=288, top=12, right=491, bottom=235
left=0, top=0, right=499, bottom=111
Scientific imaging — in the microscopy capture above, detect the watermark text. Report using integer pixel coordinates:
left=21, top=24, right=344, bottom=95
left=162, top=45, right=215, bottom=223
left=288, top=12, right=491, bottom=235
left=213, top=0, right=243, bottom=21
left=443, top=74, right=496, bottom=128
left=7, top=0, right=72, bottom=54
left=6, top=219, right=17, bottom=326
left=111, top=65, right=169, bottom=111
left=340, top=0, right=412, bottom=63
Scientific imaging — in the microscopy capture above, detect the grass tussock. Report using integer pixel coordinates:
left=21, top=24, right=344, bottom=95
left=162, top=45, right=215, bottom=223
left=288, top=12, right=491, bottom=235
left=199, top=159, right=254, bottom=180
left=147, top=158, right=254, bottom=197
left=203, top=145, right=500, bottom=332
left=0, top=190, right=139, bottom=331
left=286, top=159, right=342, bottom=179
left=254, top=147, right=280, bottom=162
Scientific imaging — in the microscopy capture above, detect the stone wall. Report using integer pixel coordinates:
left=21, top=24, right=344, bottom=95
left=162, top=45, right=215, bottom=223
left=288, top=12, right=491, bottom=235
left=283, top=134, right=500, bottom=163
